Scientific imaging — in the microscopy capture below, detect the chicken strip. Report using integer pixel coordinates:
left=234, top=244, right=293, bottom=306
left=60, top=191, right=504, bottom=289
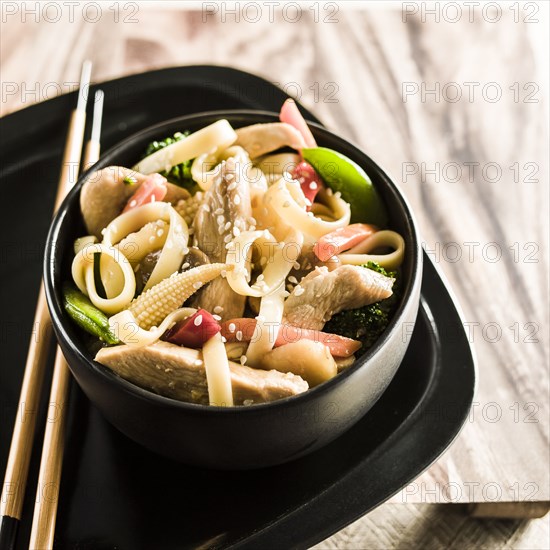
left=235, top=122, right=306, bottom=159
left=96, top=341, right=308, bottom=405
left=283, top=265, right=394, bottom=330
left=191, top=157, right=253, bottom=320
left=80, top=166, right=190, bottom=238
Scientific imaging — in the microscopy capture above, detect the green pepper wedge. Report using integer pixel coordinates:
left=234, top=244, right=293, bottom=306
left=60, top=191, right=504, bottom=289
left=302, top=147, right=388, bottom=226
left=63, top=283, right=119, bottom=345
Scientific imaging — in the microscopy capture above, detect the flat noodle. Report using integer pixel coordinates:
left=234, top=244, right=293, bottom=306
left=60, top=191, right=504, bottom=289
left=338, top=230, right=405, bottom=270
left=109, top=307, right=197, bottom=347
left=202, top=332, right=234, bottom=406
left=226, top=228, right=303, bottom=297
left=254, top=153, right=300, bottom=181
left=266, top=176, right=350, bottom=238
left=133, top=119, right=237, bottom=174
left=115, top=220, right=169, bottom=266
left=72, top=243, right=136, bottom=314
left=102, top=202, right=188, bottom=291
left=245, top=285, right=286, bottom=368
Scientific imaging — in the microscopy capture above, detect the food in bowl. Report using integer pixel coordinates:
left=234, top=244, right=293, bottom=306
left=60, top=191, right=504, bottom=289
left=64, top=100, right=405, bottom=408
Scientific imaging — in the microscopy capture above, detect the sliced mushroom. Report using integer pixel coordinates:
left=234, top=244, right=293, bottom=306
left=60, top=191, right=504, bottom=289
left=260, top=340, right=337, bottom=387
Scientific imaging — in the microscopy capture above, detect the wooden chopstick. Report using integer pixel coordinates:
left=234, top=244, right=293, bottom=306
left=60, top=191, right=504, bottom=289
left=28, top=89, right=105, bottom=550
left=0, top=61, right=92, bottom=550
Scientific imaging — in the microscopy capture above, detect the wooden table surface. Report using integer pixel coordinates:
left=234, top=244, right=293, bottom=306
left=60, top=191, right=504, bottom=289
left=1, top=2, right=548, bottom=547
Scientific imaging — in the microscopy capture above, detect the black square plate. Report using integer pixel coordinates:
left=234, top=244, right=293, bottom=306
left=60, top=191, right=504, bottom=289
left=0, top=66, right=475, bottom=549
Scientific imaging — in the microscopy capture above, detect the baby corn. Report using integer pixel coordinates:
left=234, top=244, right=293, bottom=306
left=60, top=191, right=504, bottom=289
left=175, top=192, right=204, bottom=226
left=128, top=262, right=227, bottom=329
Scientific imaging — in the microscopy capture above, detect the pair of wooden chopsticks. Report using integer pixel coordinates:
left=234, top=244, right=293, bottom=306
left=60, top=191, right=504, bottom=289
left=0, top=61, right=104, bottom=550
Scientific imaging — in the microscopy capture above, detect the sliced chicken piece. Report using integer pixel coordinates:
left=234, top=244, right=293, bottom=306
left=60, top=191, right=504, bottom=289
left=95, top=341, right=308, bottom=405
left=235, top=123, right=306, bottom=159
left=80, top=166, right=190, bottom=238
left=283, top=265, right=394, bottom=330
left=191, top=157, right=253, bottom=321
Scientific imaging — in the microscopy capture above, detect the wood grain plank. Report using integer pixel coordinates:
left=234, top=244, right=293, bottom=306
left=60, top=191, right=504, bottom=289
left=1, top=6, right=548, bottom=510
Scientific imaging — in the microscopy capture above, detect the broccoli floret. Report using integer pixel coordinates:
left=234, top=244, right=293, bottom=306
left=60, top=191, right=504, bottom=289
left=142, top=131, right=199, bottom=193
left=324, top=261, right=400, bottom=350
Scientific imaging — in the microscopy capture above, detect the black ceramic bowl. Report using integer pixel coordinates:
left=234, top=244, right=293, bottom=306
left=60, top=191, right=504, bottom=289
left=44, top=111, right=422, bottom=469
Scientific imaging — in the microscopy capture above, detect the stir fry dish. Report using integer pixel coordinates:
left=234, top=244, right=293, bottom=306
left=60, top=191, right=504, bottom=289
left=64, top=100, right=405, bottom=406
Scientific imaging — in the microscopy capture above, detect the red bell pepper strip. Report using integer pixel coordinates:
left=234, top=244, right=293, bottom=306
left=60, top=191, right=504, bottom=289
left=123, top=173, right=167, bottom=212
left=279, top=98, right=317, bottom=148
left=164, top=309, right=221, bottom=349
left=221, top=318, right=361, bottom=357
left=313, top=223, right=378, bottom=262
left=291, top=161, right=323, bottom=210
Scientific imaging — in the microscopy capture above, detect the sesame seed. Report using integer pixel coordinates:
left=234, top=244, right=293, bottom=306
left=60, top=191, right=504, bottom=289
left=257, top=274, right=264, bottom=282
left=227, top=181, right=237, bottom=191
left=309, top=181, right=318, bottom=190
left=181, top=262, right=190, bottom=270
left=226, top=173, right=235, bottom=181
left=212, top=314, right=222, bottom=321
left=224, top=234, right=232, bottom=243
left=194, top=314, right=203, bottom=326
left=148, top=236, right=155, bottom=244
left=240, top=355, right=247, bottom=365
left=129, top=200, right=137, bottom=208
left=194, top=359, right=203, bottom=366
left=293, top=261, right=300, bottom=270
left=234, top=194, right=241, bottom=205
left=213, top=306, right=224, bottom=314
left=182, top=247, right=190, bottom=255
left=217, top=215, right=225, bottom=225
left=294, top=285, right=305, bottom=296
left=221, top=270, right=227, bottom=278
left=203, top=204, right=211, bottom=212
left=214, top=208, right=224, bottom=215
left=288, top=275, right=298, bottom=284
left=233, top=227, right=240, bottom=237
left=224, top=221, right=232, bottom=231
left=249, top=225, right=256, bottom=231
left=221, top=336, right=227, bottom=343
left=228, top=323, right=236, bottom=333
left=236, top=330, right=243, bottom=341
left=326, top=188, right=333, bottom=196
left=334, top=191, right=342, bottom=199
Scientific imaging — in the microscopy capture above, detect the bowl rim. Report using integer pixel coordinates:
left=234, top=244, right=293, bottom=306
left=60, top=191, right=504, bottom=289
left=44, top=109, right=422, bottom=415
